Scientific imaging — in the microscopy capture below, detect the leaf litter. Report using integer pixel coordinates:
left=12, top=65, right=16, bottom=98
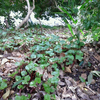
left=0, top=28, right=100, bottom=100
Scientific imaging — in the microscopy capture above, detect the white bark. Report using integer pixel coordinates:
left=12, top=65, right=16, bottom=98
left=15, top=0, right=35, bottom=30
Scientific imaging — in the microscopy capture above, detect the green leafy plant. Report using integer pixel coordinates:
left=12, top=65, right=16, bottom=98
left=25, top=61, right=38, bottom=72
left=1, top=32, right=84, bottom=99
left=79, top=71, right=100, bottom=85
left=1, top=0, right=100, bottom=99
left=11, top=35, right=63, bottom=99
left=12, top=61, right=39, bottom=89
left=64, top=37, right=84, bottom=66
left=30, top=77, right=41, bottom=87
left=92, top=28, right=100, bottom=41
left=44, top=94, right=51, bottom=100
left=15, top=94, right=31, bottom=100
left=87, top=71, right=100, bottom=85
left=0, top=77, right=7, bottom=90
left=44, top=93, right=56, bottom=100
left=79, top=76, right=86, bottom=83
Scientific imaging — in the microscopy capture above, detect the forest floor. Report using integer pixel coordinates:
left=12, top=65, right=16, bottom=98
left=0, top=27, right=100, bottom=100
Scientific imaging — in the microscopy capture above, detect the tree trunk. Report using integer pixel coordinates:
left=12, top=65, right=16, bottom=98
left=15, top=0, right=35, bottom=30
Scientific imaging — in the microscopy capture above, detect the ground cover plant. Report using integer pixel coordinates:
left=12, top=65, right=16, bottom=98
left=0, top=0, right=100, bottom=99
left=0, top=26, right=100, bottom=99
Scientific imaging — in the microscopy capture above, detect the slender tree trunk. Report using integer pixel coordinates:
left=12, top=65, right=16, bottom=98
left=38, top=18, right=43, bottom=34
left=4, top=18, right=9, bottom=28
left=15, top=0, right=35, bottom=30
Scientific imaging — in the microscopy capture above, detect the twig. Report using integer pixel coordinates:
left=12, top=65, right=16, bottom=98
left=84, top=86, right=96, bottom=94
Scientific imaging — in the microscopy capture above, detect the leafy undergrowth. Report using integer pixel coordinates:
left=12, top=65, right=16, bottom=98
left=0, top=28, right=100, bottom=100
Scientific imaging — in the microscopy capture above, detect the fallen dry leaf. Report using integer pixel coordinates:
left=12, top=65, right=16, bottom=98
left=58, top=81, right=66, bottom=87
left=1, top=58, right=9, bottom=65
left=2, top=88, right=10, bottom=99
left=76, top=87, right=90, bottom=100
left=48, top=73, right=53, bottom=78
left=7, top=57, right=23, bottom=61
left=10, top=90, right=14, bottom=95
left=47, top=66, right=52, bottom=72
left=72, top=94, right=77, bottom=100
left=65, top=65, right=72, bottom=73
left=68, top=77, right=77, bottom=86
left=55, top=95, right=60, bottom=100
left=62, top=87, right=68, bottom=98
left=3, top=68, right=10, bottom=75
left=65, top=78, right=72, bottom=87
left=12, top=52, right=21, bottom=57
left=81, top=73, right=87, bottom=80
left=78, top=82, right=86, bottom=88
left=36, top=67, right=44, bottom=75
left=57, top=85, right=63, bottom=94
left=0, top=55, right=3, bottom=57
left=59, top=70, right=64, bottom=78
left=5, top=62, right=12, bottom=67
left=91, top=79, right=96, bottom=84
left=0, top=64, right=5, bottom=69
left=94, top=53, right=100, bottom=62
left=3, top=53, right=13, bottom=58
left=43, top=70, right=48, bottom=81
left=81, top=46, right=89, bottom=54
left=69, top=86, right=77, bottom=93
left=82, top=87, right=96, bottom=95
left=60, top=52, right=65, bottom=57
left=62, top=87, right=72, bottom=98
